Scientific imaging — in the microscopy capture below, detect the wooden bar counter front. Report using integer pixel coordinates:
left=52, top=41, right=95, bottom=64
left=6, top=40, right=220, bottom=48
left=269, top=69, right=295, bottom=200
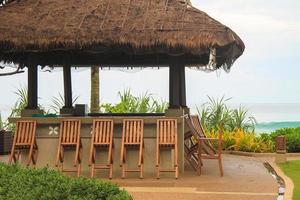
left=9, top=116, right=184, bottom=178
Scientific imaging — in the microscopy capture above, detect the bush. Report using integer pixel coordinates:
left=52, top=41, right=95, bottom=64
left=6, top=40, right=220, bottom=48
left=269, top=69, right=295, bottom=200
left=0, top=163, right=132, bottom=200
left=101, top=89, right=168, bottom=113
left=270, top=127, right=300, bottom=152
left=206, top=129, right=275, bottom=153
left=197, top=96, right=257, bottom=133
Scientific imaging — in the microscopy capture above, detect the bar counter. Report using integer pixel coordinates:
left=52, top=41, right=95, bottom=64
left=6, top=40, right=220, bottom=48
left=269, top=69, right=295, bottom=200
left=9, top=115, right=185, bottom=178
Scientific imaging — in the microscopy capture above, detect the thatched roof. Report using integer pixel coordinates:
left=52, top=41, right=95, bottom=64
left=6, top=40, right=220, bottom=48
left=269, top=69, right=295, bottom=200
left=0, top=0, right=244, bottom=70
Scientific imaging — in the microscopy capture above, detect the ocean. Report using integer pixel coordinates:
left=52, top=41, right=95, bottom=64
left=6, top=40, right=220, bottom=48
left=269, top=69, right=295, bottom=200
left=255, top=121, right=300, bottom=133
left=246, top=103, right=300, bottom=133
left=191, top=103, right=300, bottom=134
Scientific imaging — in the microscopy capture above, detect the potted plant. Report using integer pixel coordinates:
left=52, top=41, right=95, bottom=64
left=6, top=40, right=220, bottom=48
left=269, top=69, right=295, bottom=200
left=0, top=112, right=13, bottom=155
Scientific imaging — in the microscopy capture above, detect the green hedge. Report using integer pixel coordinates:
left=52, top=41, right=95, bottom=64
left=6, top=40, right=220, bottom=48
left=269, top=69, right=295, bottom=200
left=270, top=127, right=300, bottom=152
left=0, top=163, right=132, bottom=200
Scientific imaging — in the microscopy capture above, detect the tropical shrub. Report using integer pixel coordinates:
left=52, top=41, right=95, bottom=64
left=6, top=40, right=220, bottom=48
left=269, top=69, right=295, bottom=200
left=9, top=87, right=28, bottom=118
left=0, top=163, right=132, bottom=200
left=50, top=93, right=79, bottom=114
left=206, top=129, right=275, bottom=153
left=101, top=90, right=168, bottom=113
left=197, top=96, right=257, bottom=132
left=270, top=127, right=300, bottom=152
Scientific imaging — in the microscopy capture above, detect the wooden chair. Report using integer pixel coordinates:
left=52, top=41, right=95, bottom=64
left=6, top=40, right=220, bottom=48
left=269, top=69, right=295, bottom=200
left=120, top=119, right=144, bottom=179
left=190, top=115, right=224, bottom=176
left=89, top=119, right=114, bottom=179
left=156, top=119, right=178, bottom=179
left=55, top=119, right=82, bottom=177
left=9, top=121, right=38, bottom=166
left=183, top=122, right=199, bottom=171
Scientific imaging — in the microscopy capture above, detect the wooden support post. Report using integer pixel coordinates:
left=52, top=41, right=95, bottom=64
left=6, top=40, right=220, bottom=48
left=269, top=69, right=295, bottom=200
left=63, top=65, right=73, bottom=108
left=26, top=66, right=38, bottom=109
left=169, top=56, right=187, bottom=108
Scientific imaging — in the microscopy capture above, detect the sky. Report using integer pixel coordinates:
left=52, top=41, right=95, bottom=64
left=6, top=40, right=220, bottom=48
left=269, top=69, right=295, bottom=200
left=0, top=0, right=300, bottom=122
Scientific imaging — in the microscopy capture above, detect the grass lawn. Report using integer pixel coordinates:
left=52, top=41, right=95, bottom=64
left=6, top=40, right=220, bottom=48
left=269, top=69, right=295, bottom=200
left=279, top=160, right=300, bottom=200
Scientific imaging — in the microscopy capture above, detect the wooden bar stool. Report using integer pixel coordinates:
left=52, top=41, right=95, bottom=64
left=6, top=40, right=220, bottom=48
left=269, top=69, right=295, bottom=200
left=120, top=119, right=144, bottom=179
left=55, top=119, right=82, bottom=177
left=156, top=119, right=178, bottom=179
left=9, top=121, right=38, bottom=166
left=89, top=119, right=114, bottom=179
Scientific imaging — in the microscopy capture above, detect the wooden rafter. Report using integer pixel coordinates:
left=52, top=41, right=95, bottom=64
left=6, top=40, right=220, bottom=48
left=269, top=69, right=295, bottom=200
left=160, top=0, right=170, bottom=30
left=100, top=0, right=111, bottom=30
left=143, top=0, right=151, bottom=30
left=121, top=0, right=132, bottom=28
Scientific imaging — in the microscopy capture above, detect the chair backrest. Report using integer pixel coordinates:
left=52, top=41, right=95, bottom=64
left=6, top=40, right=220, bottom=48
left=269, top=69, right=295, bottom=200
left=190, top=115, right=206, bottom=137
left=122, top=119, right=144, bottom=145
left=185, top=115, right=217, bottom=155
left=184, top=115, right=201, bottom=139
left=14, top=121, right=36, bottom=145
left=157, top=119, right=177, bottom=145
left=59, top=119, right=81, bottom=144
left=92, top=119, right=114, bottom=145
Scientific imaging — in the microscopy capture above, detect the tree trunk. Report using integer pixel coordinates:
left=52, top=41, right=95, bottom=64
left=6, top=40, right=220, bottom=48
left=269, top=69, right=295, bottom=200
left=90, top=66, right=100, bottom=113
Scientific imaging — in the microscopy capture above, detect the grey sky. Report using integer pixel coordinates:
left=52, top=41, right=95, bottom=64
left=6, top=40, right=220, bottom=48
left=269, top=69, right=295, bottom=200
left=0, top=0, right=300, bottom=121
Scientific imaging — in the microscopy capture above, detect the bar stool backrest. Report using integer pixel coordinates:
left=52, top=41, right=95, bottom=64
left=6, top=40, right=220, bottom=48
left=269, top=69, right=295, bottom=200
left=92, top=119, right=114, bottom=144
left=122, top=119, right=144, bottom=145
left=157, top=119, right=177, bottom=145
left=59, top=119, right=81, bottom=144
left=14, top=121, right=36, bottom=145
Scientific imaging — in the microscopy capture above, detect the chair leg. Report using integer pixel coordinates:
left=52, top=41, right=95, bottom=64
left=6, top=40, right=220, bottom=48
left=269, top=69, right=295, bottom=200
left=139, top=143, right=144, bottom=179
left=27, top=145, right=34, bottom=166
left=55, top=145, right=62, bottom=167
left=109, top=163, right=113, bottom=179
left=156, top=146, right=160, bottom=179
left=16, top=150, right=21, bottom=161
left=32, top=143, right=39, bottom=166
left=91, top=164, right=95, bottom=178
left=140, top=164, right=143, bottom=179
left=218, top=155, right=224, bottom=177
left=74, top=144, right=80, bottom=167
left=174, top=144, right=178, bottom=179
left=108, top=145, right=113, bottom=179
left=198, top=140, right=202, bottom=176
left=90, top=147, right=96, bottom=178
left=77, top=146, right=82, bottom=177
left=8, top=145, right=16, bottom=164
left=121, top=147, right=126, bottom=179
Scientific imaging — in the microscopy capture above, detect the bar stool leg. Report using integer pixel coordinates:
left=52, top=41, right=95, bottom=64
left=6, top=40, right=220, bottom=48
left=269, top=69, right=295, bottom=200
left=91, top=164, right=95, bottom=178
left=8, top=145, right=16, bottom=164
left=108, top=145, right=113, bottom=179
left=175, top=147, right=178, bottom=179
left=121, top=147, right=126, bottom=179
left=156, top=146, right=160, bottom=179
left=90, top=146, right=95, bottom=178
left=27, top=145, right=34, bottom=166
left=139, top=143, right=144, bottom=179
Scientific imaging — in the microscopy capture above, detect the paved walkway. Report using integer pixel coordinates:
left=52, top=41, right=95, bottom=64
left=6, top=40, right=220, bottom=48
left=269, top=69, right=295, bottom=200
left=112, top=155, right=279, bottom=200
left=0, top=154, right=279, bottom=200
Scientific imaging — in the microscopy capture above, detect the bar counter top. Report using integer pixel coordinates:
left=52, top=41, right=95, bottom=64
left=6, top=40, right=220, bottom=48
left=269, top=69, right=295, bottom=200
left=9, top=116, right=183, bottom=125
